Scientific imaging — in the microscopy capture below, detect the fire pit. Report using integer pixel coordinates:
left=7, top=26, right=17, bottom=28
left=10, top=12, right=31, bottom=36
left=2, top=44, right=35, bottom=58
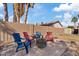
left=36, top=38, right=47, bottom=49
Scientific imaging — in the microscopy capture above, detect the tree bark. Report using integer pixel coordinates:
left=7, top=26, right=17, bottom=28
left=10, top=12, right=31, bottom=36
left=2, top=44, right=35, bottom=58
left=13, top=4, right=17, bottom=23
left=24, top=3, right=29, bottom=24
left=17, top=15, right=20, bottom=23
left=3, top=3, right=8, bottom=22
left=17, top=4, right=20, bottom=23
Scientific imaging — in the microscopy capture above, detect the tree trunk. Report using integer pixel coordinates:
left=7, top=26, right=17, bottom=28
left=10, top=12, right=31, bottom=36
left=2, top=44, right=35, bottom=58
left=17, top=15, right=20, bottom=23
left=17, top=4, right=20, bottom=23
left=3, top=3, right=8, bottom=22
left=13, top=4, right=17, bottom=23
left=24, top=3, right=29, bottom=24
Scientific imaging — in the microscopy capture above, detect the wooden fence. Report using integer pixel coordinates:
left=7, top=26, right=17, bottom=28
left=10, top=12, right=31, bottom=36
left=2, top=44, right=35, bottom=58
left=0, top=22, right=64, bottom=44
left=0, top=30, right=13, bottom=44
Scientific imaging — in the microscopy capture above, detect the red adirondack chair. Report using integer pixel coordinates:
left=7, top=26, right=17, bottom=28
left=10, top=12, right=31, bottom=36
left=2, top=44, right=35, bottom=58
left=23, top=32, right=34, bottom=40
left=23, top=32, right=32, bottom=47
left=45, top=32, right=54, bottom=42
left=23, top=32, right=30, bottom=39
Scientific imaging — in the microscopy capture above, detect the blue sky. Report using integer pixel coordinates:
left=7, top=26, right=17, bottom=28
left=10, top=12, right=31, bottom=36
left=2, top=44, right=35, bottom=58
left=0, top=3, right=79, bottom=27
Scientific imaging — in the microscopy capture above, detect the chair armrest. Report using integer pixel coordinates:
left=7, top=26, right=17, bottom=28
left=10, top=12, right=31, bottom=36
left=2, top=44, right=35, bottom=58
left=15, top=41, right=22, bottom=43
left=20, top=38, right=25, bottom=40
left=20, top=38, right=27, bottom=43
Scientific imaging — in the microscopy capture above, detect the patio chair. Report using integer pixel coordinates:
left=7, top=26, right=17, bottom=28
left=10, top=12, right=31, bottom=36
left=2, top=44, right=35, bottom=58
left=45, top=32, right=54, bottom=42
left=23, top=32, right=31, bottom=47
left=12, top=33, right=31, bottom=54
left=34, top=32, right=43, bottom=40
left=23, top=32, right=29, bottom=39
left=34, top=32, right=44, bottom=45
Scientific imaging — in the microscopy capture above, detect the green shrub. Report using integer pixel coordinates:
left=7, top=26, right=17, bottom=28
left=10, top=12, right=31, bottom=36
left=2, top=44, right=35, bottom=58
left=67, top=26, right=74, bottom=29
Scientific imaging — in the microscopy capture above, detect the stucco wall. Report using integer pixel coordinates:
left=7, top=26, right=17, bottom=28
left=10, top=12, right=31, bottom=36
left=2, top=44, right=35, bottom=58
left=53, top=23, right=62, bottom=28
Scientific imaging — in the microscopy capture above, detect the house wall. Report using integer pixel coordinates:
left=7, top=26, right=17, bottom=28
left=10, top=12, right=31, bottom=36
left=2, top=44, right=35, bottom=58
left=48, top=23, right=62, bottom=28
left=53, top=23, right=62, bottom=28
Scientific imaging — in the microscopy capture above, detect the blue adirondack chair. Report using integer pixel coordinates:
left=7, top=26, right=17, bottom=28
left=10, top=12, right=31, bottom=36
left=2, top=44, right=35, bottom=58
left=34, top=32, right=43, bottom=40
left=12, top=33, right=31, bottom=54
